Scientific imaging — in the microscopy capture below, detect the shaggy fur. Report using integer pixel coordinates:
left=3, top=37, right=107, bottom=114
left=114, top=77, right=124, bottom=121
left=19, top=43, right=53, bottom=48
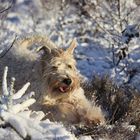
left=0, top=34, right=105, bottom=125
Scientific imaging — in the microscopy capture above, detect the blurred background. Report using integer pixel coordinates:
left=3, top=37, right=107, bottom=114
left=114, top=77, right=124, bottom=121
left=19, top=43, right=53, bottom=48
left=0, top=0, right=140, bottom=91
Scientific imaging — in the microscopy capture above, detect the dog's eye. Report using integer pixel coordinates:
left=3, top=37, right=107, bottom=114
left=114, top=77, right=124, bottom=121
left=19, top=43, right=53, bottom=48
left=67, top=65, right=72, bottom=69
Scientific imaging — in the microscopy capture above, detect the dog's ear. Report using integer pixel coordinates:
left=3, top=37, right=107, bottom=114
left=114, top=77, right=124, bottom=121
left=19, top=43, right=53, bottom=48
left=65, top=38, right=77, bottom=55
left=37, top=46, right=51, bottom=55
left=37, top=46, right=54, bottom=60
left=37, top=46, right=63, bottom=59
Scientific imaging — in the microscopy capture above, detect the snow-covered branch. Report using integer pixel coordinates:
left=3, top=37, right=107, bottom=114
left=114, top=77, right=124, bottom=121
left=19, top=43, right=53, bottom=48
left=0, top=66, right=35, bottom=113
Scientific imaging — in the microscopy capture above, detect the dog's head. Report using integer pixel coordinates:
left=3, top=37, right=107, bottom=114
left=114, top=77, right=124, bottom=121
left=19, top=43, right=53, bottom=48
left=39, top=39, right=80, bottom=99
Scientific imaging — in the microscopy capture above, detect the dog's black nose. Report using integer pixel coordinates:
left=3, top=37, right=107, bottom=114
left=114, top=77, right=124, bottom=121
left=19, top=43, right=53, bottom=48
left=63, top=78, right=72, bottom=85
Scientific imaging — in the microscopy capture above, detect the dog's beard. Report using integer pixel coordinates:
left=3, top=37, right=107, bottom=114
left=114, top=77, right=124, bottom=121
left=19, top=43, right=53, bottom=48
left=45, top=76, right=79, bottom=98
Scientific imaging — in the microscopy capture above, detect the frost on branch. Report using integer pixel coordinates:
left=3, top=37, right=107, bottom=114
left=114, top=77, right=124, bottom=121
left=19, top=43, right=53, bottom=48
left=0, top=66, right=35, bottom=113
left=0, top=67, right=78, bottom=140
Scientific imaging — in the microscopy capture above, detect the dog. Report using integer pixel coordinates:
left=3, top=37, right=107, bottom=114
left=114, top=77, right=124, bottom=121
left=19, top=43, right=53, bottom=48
left=0, top=34, right=105, bottom=125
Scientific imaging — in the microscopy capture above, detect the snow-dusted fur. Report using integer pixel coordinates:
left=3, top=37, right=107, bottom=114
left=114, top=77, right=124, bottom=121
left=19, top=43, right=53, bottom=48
left=0, top=34, right=105, bottom=125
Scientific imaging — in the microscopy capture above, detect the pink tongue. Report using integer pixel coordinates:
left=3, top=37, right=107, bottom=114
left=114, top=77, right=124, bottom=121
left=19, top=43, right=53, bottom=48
left=59, top=86, right=67, bottom=92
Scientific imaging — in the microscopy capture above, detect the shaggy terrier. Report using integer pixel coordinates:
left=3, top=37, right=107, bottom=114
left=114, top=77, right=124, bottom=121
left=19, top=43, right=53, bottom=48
left=0, top=34, right=105, bottom=125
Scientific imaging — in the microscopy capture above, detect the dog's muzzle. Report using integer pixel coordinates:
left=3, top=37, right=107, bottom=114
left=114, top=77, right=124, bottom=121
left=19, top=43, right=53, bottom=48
left=58, top=78, right=72, bottom=93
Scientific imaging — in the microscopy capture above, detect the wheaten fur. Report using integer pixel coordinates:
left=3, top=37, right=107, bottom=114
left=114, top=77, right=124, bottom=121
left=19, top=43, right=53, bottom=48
left=43, top=88, right=105, bottom=125
left=0, top=34, right=105, bottom=125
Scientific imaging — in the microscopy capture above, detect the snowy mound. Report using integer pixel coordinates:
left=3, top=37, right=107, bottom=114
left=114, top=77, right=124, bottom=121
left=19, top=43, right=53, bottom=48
left=0, top=67, right=91, bottom=140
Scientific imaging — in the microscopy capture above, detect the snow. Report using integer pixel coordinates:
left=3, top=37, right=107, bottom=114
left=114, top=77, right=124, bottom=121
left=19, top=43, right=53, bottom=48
left=0, top=66, right=79, bottom=140
left=79, top=136, right=92, bottom=140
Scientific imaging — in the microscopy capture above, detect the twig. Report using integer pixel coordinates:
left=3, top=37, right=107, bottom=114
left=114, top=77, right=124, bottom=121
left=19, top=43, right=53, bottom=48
left=0, top=0, right=14, bottom=14
left=0, top=35, right=17, bottom=59
left=108, top=105, right=119, bottom=124
left=111, top=44, right=116, bottom=66
left=117, top=0, right=123, bottom=31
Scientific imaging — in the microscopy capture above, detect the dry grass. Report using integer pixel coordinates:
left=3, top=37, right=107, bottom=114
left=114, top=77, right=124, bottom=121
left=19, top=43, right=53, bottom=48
left=125, top=95, right=140, bottom=132
left=82, top=75, right=134, bottom=123
left=74, top=124, right=137, bottom=140
left=78, top=75, right=140, bottom=139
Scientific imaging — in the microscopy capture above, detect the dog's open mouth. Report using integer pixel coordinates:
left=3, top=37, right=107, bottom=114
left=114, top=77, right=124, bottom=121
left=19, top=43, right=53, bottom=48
left=52, top=81, right=72, bottom=93
left=59, top=85, right=70, bottom=93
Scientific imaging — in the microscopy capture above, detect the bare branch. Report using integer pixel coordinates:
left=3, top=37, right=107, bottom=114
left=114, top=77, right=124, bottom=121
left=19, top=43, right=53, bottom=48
left=117, top=0, right=123, bottom=31
left=0, top=0, right=14, bottom=14
left=0, top=35, right=17, bottom=59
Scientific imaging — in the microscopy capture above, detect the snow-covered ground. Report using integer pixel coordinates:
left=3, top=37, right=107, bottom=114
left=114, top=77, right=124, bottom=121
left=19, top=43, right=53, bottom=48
left=0, top=0, right=140, bottom=139
left=0, top=67, right=92, bottom=139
